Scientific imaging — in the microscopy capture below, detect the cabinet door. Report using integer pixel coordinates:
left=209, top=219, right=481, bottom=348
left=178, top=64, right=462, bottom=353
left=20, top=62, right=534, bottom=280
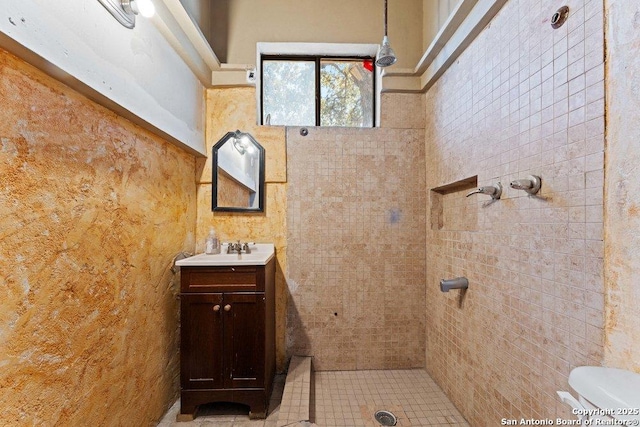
left=181, top=293, right=224, bottom=389
left=223, top=293, right=265, bottom=389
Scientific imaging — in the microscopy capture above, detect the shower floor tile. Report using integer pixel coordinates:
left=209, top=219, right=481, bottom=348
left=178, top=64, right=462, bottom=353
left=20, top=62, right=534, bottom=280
left=313, top=370, right=469, bottom=427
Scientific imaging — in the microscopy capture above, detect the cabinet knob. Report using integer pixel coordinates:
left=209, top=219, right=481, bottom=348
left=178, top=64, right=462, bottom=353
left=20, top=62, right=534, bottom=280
left=213, top=305, right=221, bottom=312
left=224, top=304, right=231, bottom=312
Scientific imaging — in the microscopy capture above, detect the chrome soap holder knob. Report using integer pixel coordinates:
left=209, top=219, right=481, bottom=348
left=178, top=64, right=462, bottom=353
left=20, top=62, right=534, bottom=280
left=466, top=182, right=502, bottom=200
left=510, top=175, right=542, bottom=195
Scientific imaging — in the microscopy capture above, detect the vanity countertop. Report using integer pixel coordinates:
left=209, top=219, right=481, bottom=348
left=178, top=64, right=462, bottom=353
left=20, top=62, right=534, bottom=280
left=175, top=243, right=275, bottom=267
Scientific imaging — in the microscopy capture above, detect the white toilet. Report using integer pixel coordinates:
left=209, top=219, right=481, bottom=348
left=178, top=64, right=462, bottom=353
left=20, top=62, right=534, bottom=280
left=558, top=366, right=640, bottom=423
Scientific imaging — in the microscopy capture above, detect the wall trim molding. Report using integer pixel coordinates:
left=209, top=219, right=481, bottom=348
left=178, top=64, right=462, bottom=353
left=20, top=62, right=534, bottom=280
left=0, top=0, right=207, bottom=155
left=202, top=0, right=508, bottom=94
left=382, top=0, right=508, bottom=93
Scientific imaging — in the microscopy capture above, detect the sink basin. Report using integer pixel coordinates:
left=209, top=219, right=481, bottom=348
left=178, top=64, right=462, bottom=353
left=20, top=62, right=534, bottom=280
left=175, top=243, right=275, bottom=267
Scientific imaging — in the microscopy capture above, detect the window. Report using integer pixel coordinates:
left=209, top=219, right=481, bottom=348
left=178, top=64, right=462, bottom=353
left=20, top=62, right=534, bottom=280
left=261, top=55, right=376, bottom=128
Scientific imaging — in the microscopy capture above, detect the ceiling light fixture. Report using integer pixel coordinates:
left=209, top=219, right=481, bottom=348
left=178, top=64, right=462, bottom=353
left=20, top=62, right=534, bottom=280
left=375, top=0, right=397, bottom=67
left=97, top=0, right=156, bottom=29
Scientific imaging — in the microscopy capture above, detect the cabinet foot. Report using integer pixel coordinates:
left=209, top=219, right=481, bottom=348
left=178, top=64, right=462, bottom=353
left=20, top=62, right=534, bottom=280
left=249, top=401, right=267, bottom=420
left=177, top=401, right=197, bottom=422
left=249, top=410, right=266, bottom=420
left=176, top=413, right=195, bottom=422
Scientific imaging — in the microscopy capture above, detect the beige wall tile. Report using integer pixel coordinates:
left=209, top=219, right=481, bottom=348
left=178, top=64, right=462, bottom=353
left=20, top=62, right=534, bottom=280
left=423, top=0, right=606, bottom=424
left=286, top=123, right=427, bottom=370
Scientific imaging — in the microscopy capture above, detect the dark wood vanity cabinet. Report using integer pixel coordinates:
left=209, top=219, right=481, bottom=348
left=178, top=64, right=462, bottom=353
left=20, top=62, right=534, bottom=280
left=178, top=260, right=275, bottom=420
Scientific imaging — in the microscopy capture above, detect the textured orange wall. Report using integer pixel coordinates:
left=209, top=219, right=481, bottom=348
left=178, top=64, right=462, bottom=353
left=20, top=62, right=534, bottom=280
left=0, top=49, right=196, bottom=425
left=217, top=171, right=252, bottom=207
left=199, top=87, right=288, bottom=371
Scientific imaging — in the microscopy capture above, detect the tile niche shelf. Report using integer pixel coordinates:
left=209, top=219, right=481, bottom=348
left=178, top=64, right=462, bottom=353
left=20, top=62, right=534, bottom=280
left=430, top=176, right=479, bottom=232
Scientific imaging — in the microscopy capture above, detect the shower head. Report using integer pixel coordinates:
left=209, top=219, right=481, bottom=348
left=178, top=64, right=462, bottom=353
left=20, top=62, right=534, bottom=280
left=376, top=36, right=397, bottom=67
left=376, top=0, right=397, bottom=68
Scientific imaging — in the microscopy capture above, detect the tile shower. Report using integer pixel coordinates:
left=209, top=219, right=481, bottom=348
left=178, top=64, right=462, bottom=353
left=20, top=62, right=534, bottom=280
left=286, top=108, right=427, bottom=371
left=423, top=0, right=605, bottom=424
left=283, top=0, right=605, bottom=425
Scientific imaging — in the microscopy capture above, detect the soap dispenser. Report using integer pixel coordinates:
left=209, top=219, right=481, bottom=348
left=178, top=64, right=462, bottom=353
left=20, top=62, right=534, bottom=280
left=205, top=228, right=220, bottom=254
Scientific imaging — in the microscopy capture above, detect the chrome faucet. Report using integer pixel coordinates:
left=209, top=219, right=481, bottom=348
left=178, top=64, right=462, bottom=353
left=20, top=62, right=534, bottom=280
left=226, top=241, right=252, bottom=254
left=227, top=241, right=239, bottom=254
left=466, top=183, right=502, bottom=200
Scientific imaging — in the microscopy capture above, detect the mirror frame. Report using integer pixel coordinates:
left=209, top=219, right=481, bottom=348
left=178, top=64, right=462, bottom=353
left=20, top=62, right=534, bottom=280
left=212, top=131, right=265, bottom=213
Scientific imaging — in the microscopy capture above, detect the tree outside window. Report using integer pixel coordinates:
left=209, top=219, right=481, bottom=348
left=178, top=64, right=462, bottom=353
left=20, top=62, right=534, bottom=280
left=262, top=56, right=375, bottom=127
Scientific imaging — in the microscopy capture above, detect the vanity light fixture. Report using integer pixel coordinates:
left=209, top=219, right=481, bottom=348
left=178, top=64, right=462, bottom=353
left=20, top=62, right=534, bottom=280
left=233, top=139, right=246, bottom=155
left=97, top=0, right=155, bottom=29
left=232, top=130, right=250, bottom=155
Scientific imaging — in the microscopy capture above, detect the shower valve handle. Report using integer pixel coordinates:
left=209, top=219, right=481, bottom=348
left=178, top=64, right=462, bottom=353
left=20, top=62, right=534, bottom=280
left=466, top=183, right=502, bottom=200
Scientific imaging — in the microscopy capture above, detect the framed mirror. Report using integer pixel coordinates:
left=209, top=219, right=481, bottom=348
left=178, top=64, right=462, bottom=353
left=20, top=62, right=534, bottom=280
left=212, top=130, right=265, bottom=212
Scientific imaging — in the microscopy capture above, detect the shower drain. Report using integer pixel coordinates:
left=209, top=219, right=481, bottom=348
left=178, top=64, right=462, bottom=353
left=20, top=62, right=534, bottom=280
left=374, top=410, right=398, bottom=426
